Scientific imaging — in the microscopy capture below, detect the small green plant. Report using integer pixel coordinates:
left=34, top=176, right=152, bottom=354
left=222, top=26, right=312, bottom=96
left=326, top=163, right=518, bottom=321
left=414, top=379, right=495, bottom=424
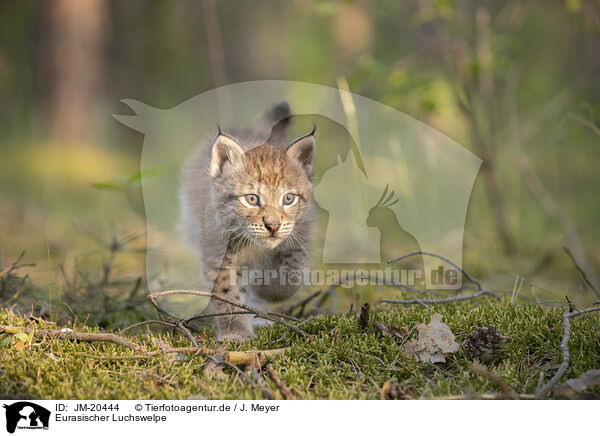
left=90, top=168, right=163, bottom=216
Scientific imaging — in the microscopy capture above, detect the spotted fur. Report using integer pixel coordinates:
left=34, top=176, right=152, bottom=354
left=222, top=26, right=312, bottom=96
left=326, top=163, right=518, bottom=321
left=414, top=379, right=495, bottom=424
left=179, top=103, right=315, bottom=341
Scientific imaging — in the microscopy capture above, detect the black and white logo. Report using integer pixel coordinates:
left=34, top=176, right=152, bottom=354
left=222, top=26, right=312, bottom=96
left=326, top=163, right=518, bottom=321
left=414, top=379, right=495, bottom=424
left=3, top=402, right=50, bottom=433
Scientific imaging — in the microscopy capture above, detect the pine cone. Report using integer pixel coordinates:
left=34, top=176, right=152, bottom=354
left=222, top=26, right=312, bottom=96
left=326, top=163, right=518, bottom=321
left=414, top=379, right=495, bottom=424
left=381, top=381, right=413, bottom=400
left=463, top=324, right=507, bottom=364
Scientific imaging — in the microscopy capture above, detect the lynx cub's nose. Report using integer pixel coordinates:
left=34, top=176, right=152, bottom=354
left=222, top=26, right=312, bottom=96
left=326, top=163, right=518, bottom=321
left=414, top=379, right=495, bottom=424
left=263, top=217, right=280, bottom=234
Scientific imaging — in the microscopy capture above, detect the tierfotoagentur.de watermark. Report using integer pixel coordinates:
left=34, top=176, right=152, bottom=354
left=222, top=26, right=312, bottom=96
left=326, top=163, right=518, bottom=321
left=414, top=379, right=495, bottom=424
left=227, top=266, right=461, bottom=288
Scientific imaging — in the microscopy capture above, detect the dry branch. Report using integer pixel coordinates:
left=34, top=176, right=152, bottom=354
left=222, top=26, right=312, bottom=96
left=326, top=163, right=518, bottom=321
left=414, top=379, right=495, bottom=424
left=147, top=290, right=310, bottom=338
left=224, top=348, right=288, bottom=367
left=120, top=319, right=200, bottom=347
left=182, top=310, right=300, bottom=325
left=271, top=317, right=317, bottom=344
left=266, top=364, right=296, bottom=400
left=563, top=247, right=600, bottom=296
left=76, top=346, right=287, bottom=365
left=432, top=393, right=535, bottom=400
left=568, top=111, right=600, bottom=137
left=535, top=306, right=600, bottom=398
left=1, top=325, right=142, bottom=351
left=76, top=346, right=215, bottom=360
left=469, top=363, right=516, bottom=398
left=120, top=320, right=184, bottom=334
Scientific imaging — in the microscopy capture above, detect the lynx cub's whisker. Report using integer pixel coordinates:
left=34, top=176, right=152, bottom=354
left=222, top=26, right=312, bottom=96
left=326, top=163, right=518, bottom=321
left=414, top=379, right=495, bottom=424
left=179, top=102, right=316, bottom=342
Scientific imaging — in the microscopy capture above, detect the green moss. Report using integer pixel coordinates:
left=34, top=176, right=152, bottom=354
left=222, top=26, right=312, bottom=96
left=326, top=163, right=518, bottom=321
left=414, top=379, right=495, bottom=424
left=0, top=299, right=598, bottom=400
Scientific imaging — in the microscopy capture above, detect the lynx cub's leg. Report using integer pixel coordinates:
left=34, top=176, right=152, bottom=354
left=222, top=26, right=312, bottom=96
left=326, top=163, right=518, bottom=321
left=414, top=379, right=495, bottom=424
left=209, top=254, right=253, bottom=342
left=251, top=246, right=309, bottom=307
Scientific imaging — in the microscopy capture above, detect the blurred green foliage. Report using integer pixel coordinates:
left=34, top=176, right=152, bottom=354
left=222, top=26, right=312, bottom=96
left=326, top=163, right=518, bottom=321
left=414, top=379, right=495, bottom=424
left=0, top=0, right=599, bottom=312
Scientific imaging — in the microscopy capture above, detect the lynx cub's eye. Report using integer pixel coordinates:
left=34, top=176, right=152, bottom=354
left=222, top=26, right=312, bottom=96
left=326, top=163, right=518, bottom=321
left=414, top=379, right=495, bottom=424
left=241, top=194, right=260, bottom=207
left=282, top=193, right=298, bottom=207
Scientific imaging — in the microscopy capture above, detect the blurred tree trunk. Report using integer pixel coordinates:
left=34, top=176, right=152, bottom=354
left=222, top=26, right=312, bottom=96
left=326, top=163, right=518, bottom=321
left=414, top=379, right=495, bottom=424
left=452, top=3, right=517, bottom=256
left=200, top=0, right=231, bottom=121
left=42, top=0, right=107, bottom=144
left=410, top=0, right=517, bottom=255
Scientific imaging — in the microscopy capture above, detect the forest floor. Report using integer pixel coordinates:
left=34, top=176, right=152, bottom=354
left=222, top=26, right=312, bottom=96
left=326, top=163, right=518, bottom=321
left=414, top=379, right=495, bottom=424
left=1, top=297, right=598, bottom=400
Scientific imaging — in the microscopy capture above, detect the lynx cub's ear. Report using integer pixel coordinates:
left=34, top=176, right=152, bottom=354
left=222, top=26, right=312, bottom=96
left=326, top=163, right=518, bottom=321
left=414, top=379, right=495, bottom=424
left=209, top=134, right=245, bottom=178
left=287, top=128, right=316, bottom=178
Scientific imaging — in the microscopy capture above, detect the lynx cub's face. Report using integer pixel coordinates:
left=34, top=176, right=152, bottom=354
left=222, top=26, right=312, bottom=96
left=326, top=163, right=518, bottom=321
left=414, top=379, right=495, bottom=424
left=208, top=131, right=315, bottom=250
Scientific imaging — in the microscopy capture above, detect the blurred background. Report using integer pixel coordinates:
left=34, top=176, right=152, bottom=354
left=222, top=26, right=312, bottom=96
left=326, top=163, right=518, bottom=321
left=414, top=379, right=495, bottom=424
left=1, top=0, right=599, bottom=327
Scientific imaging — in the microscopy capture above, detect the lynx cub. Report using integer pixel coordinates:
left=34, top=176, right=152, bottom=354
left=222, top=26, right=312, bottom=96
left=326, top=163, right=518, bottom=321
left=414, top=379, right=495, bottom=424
left=179, top=103, right=315, bottom=341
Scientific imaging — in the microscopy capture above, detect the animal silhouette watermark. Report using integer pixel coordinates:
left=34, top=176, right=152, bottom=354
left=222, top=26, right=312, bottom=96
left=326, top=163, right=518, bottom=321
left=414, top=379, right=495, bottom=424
left=112, top=80, right=482, bottom=311
left=3, top=402, right=50, bottom=433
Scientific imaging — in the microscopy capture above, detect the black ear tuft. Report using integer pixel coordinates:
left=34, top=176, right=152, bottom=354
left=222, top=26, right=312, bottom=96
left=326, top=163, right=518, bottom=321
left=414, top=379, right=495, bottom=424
left=287, top=128, right=316, bottom=177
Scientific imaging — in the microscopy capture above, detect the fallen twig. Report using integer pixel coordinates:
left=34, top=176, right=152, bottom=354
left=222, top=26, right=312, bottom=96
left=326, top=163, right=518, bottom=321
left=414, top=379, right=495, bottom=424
left=120, top=320, right=184, bottom=334
left=271, top=316, right=316, bottom=344
left=174, top=321, right=199, bottom=347
left=431, top=393, right=536, bottom=400
left=563, top=247, right=600, bottom=297
left=76, top=346, right=215, bottom=360
left=76, top=346, right=287, bottom=365
left=120, top=319, right=198, bottom=347
left=224, top=348, right=288, bottom=367
left=469, top=363, right=516, bottom=399
left=535, top=306, right=600, bottom=398
left=147, top=290, right=310, bottom=338
left=266, top=363, right=296, bottom=400
left=205, top=354, right=251, bottom=383
left=1, top=325, right=142, bottom=351
left=182, top=310, right=300, bottom=325
left=567, top=110, right=600, bottom=137
left=250, top=368, right=275, bottom=400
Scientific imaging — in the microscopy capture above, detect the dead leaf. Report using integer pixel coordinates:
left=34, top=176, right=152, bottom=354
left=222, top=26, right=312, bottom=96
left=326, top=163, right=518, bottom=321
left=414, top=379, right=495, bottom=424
left=13, top=341, right=26, bottom=352
left=403, top=313, right=459, bottom=363
left=374, top=322, right=409, bottom=340
left=566, top=369, right=600, bottom=392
